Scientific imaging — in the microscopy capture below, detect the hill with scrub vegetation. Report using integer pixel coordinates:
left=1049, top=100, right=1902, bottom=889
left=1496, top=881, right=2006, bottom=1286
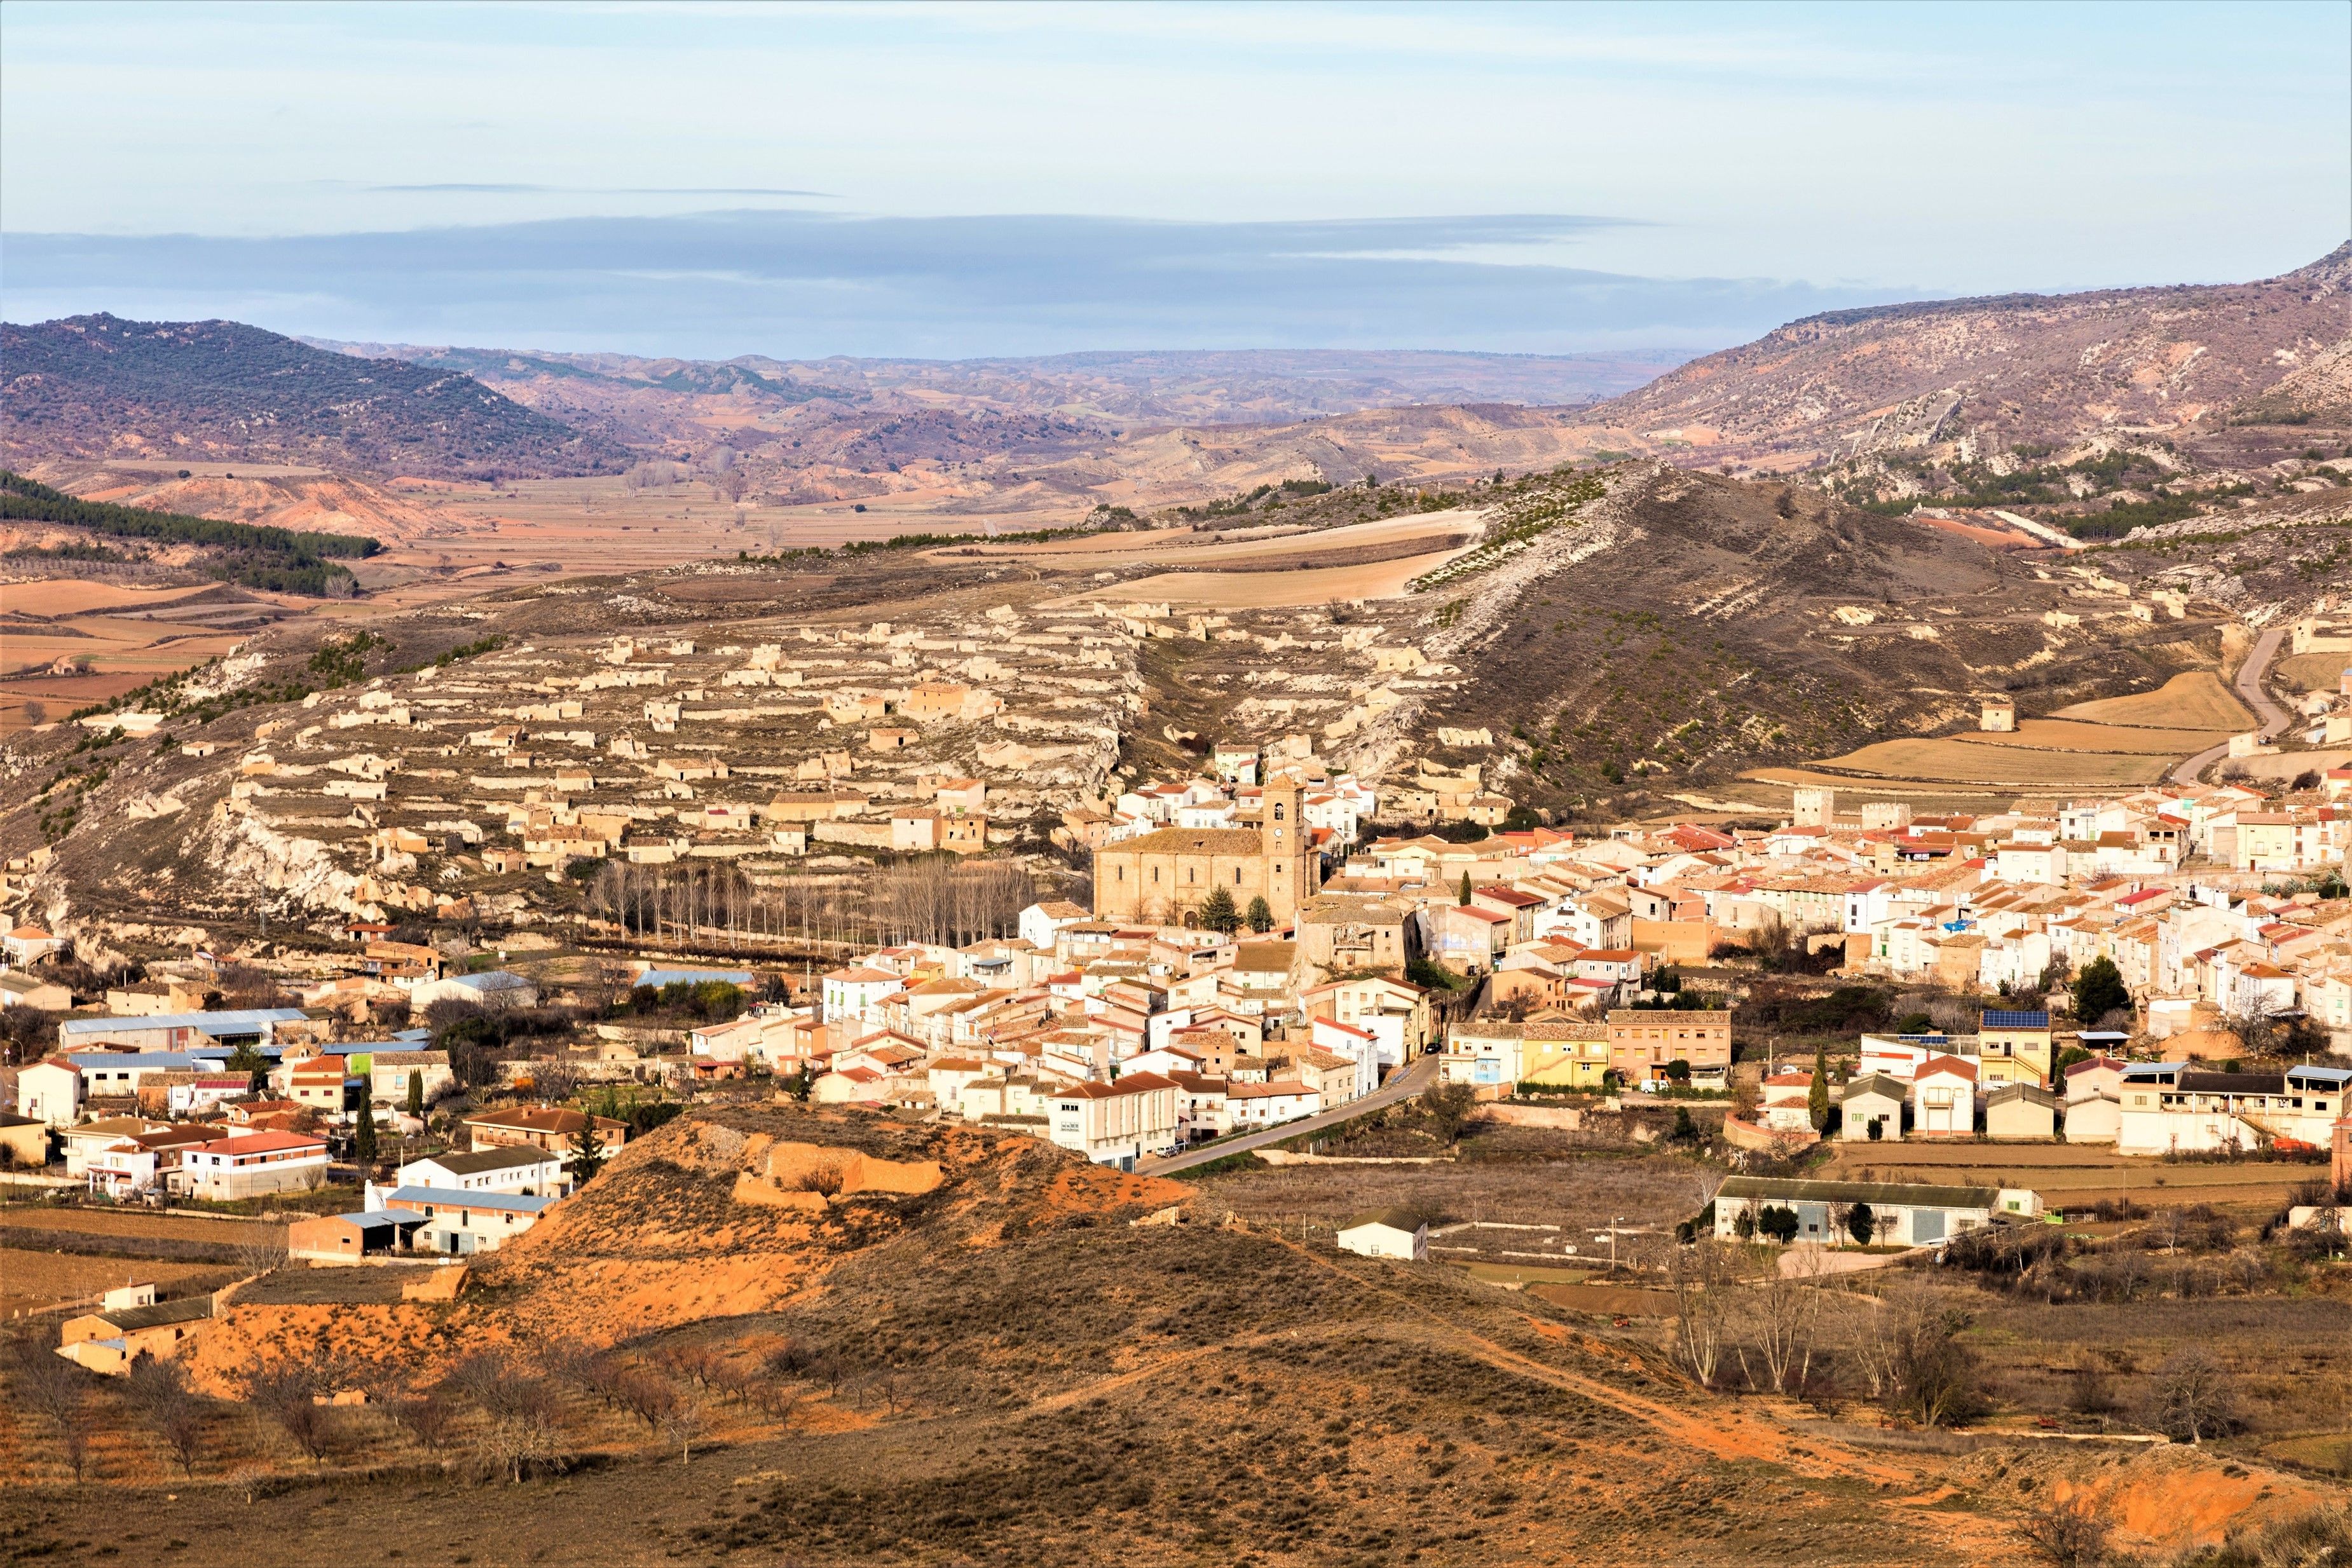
left=10, top=1101, right=2339, bottom=1566
left=0, top=313, right=627, bottom=479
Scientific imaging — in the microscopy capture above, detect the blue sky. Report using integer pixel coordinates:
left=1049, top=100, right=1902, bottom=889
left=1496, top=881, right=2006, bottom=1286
left=2, top=1, right=2344, bottom=358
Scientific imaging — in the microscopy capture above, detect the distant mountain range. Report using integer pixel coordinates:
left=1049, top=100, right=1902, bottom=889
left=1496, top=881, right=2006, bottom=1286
left=303, top=341, right=1681, bottom=427
left=5, top=245, right=2342, bottom=508
left=1, top=314, right=627, bottom=479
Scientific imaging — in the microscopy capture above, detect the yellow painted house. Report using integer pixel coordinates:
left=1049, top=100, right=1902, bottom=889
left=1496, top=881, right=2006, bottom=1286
left=1978, top=1009, right=2054, bottom=1088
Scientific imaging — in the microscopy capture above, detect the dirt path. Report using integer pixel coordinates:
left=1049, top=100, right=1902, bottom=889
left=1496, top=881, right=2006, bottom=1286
left=1257, top=1228, right=1938, bottom=1490
left=2171, top=624, right=2288, bottom=784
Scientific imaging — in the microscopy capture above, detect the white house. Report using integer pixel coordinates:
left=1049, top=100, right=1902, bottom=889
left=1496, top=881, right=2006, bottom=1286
left=16, top=1057, right=82, bottom=1126
left=1019, top=899, right=1093, bottom=954
left=1046, top=1072, right=1180, bottom=1169
left=381, top=1185, right=556, bottom=1255
left=821, top=966, right=905, bottom=1025
left=179, top=1130, right=331, bottom=1199
left=389, top=1145, right=566, bottom=1199
left=1337, top=1210, right=1428, bottom=1261
left=1305, top=1016, right=1382, bottom=1101
left=2117, top=1063, right=2350, bottom=1157
left=1224, top=1079, right=1320, bottom=1129
left=2060, top=1055, right=2125, bottom=1144
left=1910, top=1056, right=1979, bottom=1137
left=369, top=1049, right=456, bottom=1105
left=1838, top=1074, right=1906, bottom=1142
left=1759, top=1072, right=1817, bottom=1133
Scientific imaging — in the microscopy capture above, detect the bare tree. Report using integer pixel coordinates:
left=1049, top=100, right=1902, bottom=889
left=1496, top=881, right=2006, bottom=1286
left=458, top=1358, right=566, bottom=1483
left=2150, top=1347, right=2241, bottom=1445
left=618, top=1367, right=679, bottom=1431
left=9, top=1333, right=91, bottom=1478
left=664, top=1393, right=710, bottom=1462
left=1873, top=1283, right=1983, bottom=1426
left=1667, top=1240, right=1738, bottom=1389
left=126, top=1353, right=207, bottom=1476
left=528, top=1058, right=584, bottom=1104
left=245, top=1361, right=332, bottom=1462
left=2018, top=1498, right=2112, bottom=1567
left=233, top=1224, right=289, bottom=1280
left=384, top=1387, right=456, bottom=1450
left=1737, top=1246, right=1826, bottom=1394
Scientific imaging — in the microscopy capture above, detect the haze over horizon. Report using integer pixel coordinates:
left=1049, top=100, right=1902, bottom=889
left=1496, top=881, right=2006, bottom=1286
left=3, top=1, right=2346, bottom=360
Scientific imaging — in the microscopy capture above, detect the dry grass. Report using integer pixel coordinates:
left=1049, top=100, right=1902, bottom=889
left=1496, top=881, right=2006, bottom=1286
left=2274, top=651, right=2350, bottom=692
left=2053, top=670, right=2252, bottom=730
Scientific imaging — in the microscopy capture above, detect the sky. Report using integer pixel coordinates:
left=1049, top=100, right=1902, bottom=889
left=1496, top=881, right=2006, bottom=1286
left=2, top=1, right=2346, bottom=360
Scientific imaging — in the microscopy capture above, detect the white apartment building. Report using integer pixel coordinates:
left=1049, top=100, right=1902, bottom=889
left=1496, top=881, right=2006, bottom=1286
left=1046, top=1072, right=1180, bottom=1170
left=2117, top=1063, right=2351, bottom=1156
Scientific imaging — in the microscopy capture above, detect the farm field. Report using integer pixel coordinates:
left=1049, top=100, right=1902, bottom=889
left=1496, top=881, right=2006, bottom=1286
left=1950, top=718, right=2234, bottom=755
left=2052, top=670, right=2253, bottom=730
left=1191, top=1148, right=1708, bottom=1234
left=1737, top=767, right=2013, bottom=801
left=0, top=1204, right=282, bottom=1246
left=1798, top=736, right=2174, bottom=787
left=1093, top=542, right=1473, bottom=607
left=1820, top=1142, right=2318, bottom=1217
left=0, top=1249, right=229, bottom=1321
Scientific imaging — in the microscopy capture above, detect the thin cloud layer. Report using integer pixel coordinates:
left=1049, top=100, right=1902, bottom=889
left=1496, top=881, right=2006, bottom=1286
left=0, top=208, right=1899, bottom=360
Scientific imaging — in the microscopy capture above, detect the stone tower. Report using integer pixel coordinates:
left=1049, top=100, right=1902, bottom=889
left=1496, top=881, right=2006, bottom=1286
left=1260, top=773, right=1315, bottom=919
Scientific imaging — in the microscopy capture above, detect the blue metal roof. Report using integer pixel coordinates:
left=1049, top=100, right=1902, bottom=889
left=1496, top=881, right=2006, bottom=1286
left=385, top=1185, right=556, bottom=1215
left=2287, top=1065, right=2352, bottom=1088
left=1981, top=1009, right=2051, bottom=1029
left=67, top=1051, right=205, bottom=1070
left=60, top=1009, right=306, bottom=1037
left=635, top=968, right=754, bottom=988
left=337, top=1211, right=426, bottom=1231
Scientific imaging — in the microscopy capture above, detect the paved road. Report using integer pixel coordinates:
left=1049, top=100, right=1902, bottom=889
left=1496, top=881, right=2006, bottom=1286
left=2170, top=623, right=2290, bottom=786
left=1138, top=1052, right=1443, bottom=1176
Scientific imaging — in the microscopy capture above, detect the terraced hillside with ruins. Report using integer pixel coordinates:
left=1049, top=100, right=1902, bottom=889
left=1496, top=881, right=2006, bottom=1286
left=2, top=456, right=2287, bottom=949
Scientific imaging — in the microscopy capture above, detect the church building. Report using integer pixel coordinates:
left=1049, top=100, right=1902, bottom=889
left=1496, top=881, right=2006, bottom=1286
left=1092, top=777, right=1320, bottom=926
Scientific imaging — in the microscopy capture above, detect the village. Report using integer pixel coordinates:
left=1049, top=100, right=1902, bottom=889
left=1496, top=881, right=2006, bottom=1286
left=6, top=639, right=2352, bottom=1326
left=4, top=597, right=2352, bottom=1529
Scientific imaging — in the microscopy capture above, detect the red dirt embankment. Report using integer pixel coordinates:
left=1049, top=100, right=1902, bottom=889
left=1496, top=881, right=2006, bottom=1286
left=194, top=1106, right=1196, bottom=1390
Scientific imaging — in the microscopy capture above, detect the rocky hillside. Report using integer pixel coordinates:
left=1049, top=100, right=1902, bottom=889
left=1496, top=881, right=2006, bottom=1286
left=1, top=314, right=627, bottom=479
left=1351, top=464, right=2222, bottom=817
left=1564, top=243, right=2352, bottom=470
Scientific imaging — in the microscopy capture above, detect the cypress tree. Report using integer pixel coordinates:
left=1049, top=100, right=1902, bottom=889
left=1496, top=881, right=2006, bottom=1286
left=1807, top=1046, right=1831, bottom=1132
